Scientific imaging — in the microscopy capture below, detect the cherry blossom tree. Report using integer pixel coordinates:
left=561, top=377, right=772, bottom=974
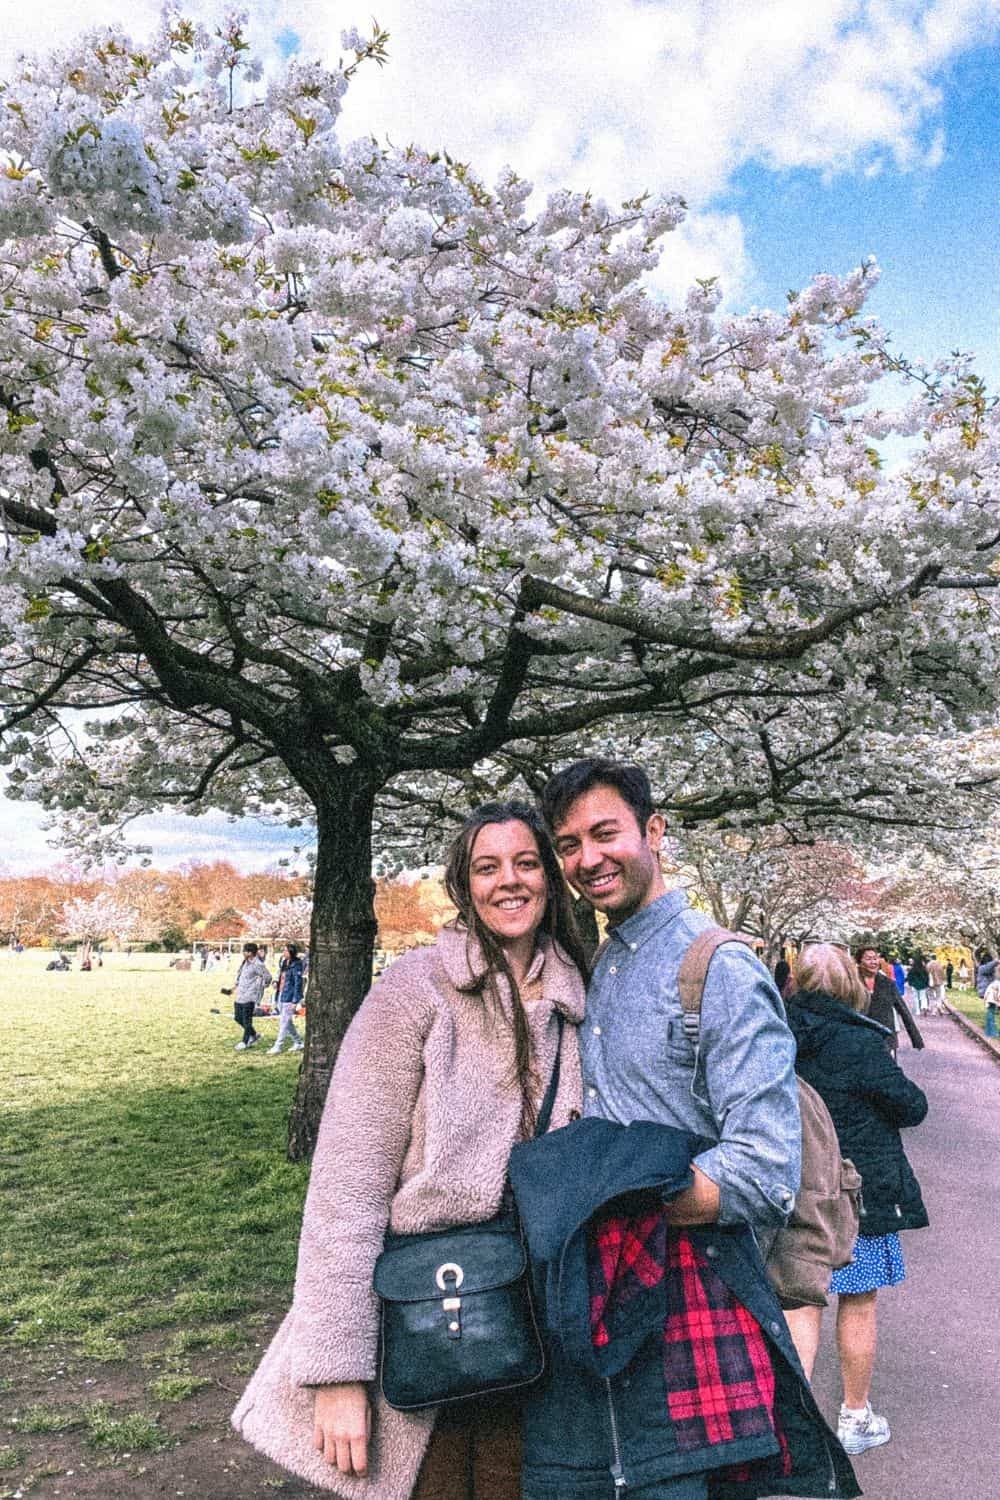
left=677, top=830, right=872, bottom=958
left=2, top=17, right=1000, bottom=1151
left=241, top=893, right=312, bottom=945
left=59, top=891, right=139, bottom=954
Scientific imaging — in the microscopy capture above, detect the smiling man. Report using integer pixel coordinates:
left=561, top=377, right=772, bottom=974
left=540, top=757, right=800, bottom=1235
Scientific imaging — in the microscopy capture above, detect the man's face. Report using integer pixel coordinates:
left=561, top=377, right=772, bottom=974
left=552, top=784, right=664, bottom=923
left=858, top=948, right=881, bottom=979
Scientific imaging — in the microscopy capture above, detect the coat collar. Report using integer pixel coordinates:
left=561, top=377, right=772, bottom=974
left=436, top=921, right=586, bottom=1022
left=791, top=987, right=892, bottom=1035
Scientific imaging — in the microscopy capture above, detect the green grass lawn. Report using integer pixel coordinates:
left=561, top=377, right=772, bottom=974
left=0, top=950, right=311, bottom=1495
left=947, top=985, right=989, bottom=1028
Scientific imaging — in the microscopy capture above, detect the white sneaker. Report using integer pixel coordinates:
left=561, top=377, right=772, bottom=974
left=837, top=1403, right=891, bottom=1455
left=268, top=1044, right=283, bottom=1054
left=291, top=1041, right=304, bottom=1051
left=234, top=1041, right=247, bottom=1051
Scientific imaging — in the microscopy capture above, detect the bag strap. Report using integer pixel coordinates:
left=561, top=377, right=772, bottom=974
left=533, top=1012, right=566, bottom=1137
left=676, top=927, right=747, bottom=1041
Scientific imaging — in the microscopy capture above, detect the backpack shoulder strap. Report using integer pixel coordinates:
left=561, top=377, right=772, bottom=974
left=676, top=927, right=749, bottom=1040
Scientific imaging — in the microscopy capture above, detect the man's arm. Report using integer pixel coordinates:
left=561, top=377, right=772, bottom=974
left=689, top=944, right=801, bottom=1231
left=663, top=1164, right=721, bottom=1225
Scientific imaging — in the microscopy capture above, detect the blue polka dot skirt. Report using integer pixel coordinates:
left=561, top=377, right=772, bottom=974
left=830, top=1232, right=905, bottom=1294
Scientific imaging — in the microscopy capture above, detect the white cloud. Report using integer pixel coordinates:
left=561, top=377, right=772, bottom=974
left=0, top=797, right=308, bottom=875
left=3, top=2, right=996, bottom=207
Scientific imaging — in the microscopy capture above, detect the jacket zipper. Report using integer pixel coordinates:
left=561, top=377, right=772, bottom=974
left=605, top=1377, right=627, bottom=1492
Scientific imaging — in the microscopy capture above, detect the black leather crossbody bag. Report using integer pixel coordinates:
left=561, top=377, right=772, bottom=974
left=374, top=1014, right=565, bottom=1411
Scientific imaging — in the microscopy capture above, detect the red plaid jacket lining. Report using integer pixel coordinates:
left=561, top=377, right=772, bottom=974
left=588, top=1209, right=791, bottom=1480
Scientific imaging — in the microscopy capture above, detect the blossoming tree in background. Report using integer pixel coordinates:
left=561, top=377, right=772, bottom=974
left=677, top=830, right=874, bottom=959
left=1, top=17, right=999, bottom=1152
left=58, top=891, right=139, bottom=958
left=240, top=894, right=312, bottom=947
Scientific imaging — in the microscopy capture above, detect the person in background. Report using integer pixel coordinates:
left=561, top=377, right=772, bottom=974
left=269, top=942, right=306, bottom=1054
left=773, top=956, right=795, bottom=1001
left=891, top=956, right=905, bottom=996
left=926, top=955, right=946, bottom=1016
left=975, top=950, right=997, bottom=1001
left=958, top=958, right=970, bottom=986
left=905, top=953, right=930, bottom=1016
left=786, top=944, right=928, bottom=1456
left=983, top=971, right=1000, bottom=1039
left=223, top=941, right=272, bottom=1051
left=945, top=959, right=954, bottom=990
left=854, top=946, right=923, bottom=1055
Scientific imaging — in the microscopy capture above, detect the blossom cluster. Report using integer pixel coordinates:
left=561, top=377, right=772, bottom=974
left=0, top=16, right=998, bottom=862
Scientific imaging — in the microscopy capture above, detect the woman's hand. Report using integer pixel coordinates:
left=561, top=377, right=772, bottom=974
left=313, top=1383, right=371, bottom=1475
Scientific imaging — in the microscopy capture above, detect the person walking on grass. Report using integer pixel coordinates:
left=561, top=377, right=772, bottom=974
left=785, top=944, right=928, bottom=1458
left=269, top=942, right=306, bottom=1054
left=975, top=949, right=997, bottom=1001
left=223, top=941, right=272, bottom=1051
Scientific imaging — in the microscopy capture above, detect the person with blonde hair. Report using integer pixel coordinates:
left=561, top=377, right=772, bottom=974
left=783, top=943, right=928, bottom=1457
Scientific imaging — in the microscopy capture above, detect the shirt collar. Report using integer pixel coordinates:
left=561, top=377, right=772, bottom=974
left=608, top=888, right=690, bottom=953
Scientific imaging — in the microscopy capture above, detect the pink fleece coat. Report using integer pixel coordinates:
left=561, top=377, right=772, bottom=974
left=231, top=924, right=585, bottom=1499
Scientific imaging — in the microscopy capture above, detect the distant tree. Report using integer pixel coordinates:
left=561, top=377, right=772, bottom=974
left=680, top=831, right=871, bottom=959
left=241, top=894, right=312, bottom=946
left=59, top=892, right=139, bottom=955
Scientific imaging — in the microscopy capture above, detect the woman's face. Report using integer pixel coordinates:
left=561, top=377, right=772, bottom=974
left=468, top=820, right=549, bottom=949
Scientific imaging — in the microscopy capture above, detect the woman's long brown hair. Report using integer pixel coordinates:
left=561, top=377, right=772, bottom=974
left=444, top=801, right=589, bottom=1136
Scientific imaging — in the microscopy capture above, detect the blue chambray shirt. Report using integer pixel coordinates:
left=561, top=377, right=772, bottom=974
left=581, top=890, right=801, bottom=1231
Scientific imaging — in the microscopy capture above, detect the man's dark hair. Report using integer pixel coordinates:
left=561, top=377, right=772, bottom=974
left=540, top=758, right=654, bottom=833
left=242, top=941, right=259, bottom=955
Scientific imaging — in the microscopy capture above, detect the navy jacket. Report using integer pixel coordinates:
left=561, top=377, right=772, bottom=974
left=788, top=989, right=928, bottom=1237
left=276, top=955, right=304, bottom=1007
left=509, top=1119, right=859, bottom=1499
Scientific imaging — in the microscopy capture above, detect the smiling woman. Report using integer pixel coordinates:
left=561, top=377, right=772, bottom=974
left=232, top=800, right=590, bottom=1499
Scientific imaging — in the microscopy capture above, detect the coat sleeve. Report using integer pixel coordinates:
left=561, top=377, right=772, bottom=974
left=693, top=943, right=802, bottom=1232
left=891, top=985, right=924, bottom=1049
left=287, top=959, right=435, bottom=1388
left=857, top=1038, right=928, bottom=1128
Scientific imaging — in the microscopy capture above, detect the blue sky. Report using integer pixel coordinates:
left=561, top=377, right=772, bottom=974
left=2, top=1, right=999, bottom=870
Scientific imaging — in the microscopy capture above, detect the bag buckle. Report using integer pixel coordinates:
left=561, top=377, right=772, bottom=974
left=436, top=1264, right=464, bottom=1339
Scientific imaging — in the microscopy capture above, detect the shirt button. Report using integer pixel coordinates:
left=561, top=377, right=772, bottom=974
left=592, top=1025, right=602, bottom=1036
left=629, top=943, right=637, bottom=952
left=770, top=1320, right=783, bottom=1338
left=587, top=1087, right=597, bottom=1099
left=609, top=965, right=617, bottom=975
left=705, top=1245, right=717, bottom=1259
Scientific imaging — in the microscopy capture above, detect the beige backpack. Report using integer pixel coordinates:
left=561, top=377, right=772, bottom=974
left=678, top=928, right=862, bottom=1308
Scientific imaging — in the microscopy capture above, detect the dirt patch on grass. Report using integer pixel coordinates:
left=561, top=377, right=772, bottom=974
left=1, top=1326, right=322, bottom=1498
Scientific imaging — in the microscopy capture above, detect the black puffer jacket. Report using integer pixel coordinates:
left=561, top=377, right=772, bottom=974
left=788, top=988, right=929, bottom=1237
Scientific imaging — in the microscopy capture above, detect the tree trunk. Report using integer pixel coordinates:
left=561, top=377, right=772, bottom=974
left=287, top=772, right=379, bottom=1161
